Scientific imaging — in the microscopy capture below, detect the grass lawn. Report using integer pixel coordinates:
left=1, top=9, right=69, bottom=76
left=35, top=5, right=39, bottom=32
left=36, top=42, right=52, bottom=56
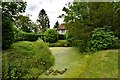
left=39, top=47, right=118, bottom=78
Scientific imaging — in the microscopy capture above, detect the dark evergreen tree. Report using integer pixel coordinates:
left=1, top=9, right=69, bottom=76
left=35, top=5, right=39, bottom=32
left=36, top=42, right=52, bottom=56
left=37, top=9, right=50, bottom=33
left=53, top=21, right=59, bottom=29
left=2, top=2, right=27, bottom=49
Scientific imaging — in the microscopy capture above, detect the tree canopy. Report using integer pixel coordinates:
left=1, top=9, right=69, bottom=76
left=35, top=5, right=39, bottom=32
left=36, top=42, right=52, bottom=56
left=2, top=2, right=27, bottom=21
left=62, top=2, right=120, bottom=52
left=2, top=2, right=27, bottom=49
left=37, top=9, right=50, bottom=33
left=15, top=15, right=38, bottom=33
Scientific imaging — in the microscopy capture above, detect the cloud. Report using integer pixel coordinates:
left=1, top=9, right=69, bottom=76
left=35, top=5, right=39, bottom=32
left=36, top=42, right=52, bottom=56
left=25, top=0, right=73, bottom=28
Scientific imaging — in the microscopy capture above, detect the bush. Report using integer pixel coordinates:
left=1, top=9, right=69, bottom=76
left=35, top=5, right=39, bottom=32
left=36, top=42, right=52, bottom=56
left=86, top=27, right=120, bottom=52
left=59, top=34, right=66, bottom=40
left=2, top=40, right=55, bottom=79
left=44, top=29, right=59, bottom=43
left=65, top=31, right=75, bottom=46
left=2, top=19, right=15, bottom=49
left=15, top=30, right=44, bottom=41
left=48, top=40, right=71, bottom=47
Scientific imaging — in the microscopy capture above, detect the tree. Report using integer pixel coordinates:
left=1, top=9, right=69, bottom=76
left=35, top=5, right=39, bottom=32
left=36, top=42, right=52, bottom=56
left=2, top=2, right=27, bottom=49
left=62, top=2, right=120, bottom=52
left=37, top=9, right=50, bottom=33
left=2, top=2, right=27, bottom=21
left=15, top=15, right=38, bottom=33
left=53, top=21, right=59, bottom=29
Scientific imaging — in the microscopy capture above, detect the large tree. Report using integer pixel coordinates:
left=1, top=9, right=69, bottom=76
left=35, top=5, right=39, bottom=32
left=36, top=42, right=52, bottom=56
left=15, top=15, right=38, bottom=33
left=62, top=2, right=120, bottom=52
left=2, top=2, right=27, bottom=21
left=2, top=2, right=27, bottom=49
left=37, top=9, right=50, bottom=33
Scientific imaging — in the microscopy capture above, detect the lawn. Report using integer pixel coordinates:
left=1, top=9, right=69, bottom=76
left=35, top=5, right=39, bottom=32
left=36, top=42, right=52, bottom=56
left=39, top=47, right=118, bottom=78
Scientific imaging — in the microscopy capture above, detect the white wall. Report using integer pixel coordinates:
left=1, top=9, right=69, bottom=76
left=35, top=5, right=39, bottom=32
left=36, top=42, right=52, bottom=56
left=58, top=30, right=66, bottom=34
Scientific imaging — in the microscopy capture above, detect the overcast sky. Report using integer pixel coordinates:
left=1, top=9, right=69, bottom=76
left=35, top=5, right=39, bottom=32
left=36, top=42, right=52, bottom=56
left=25, top=0, right=73, bottom=28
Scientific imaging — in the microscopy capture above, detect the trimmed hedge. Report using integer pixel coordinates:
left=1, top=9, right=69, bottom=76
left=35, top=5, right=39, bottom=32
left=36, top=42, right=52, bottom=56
left=58, top=34, right=66, bottom=40
left=48, top=40, right=71, bottom=47
left=2, top=40, right=55, bottom=78
left=15, top=31, right=44, bottom=41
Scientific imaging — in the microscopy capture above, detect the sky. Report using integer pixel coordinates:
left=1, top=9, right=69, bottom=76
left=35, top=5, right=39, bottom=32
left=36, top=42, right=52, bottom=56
left=25, top=0, right=73, bottom=28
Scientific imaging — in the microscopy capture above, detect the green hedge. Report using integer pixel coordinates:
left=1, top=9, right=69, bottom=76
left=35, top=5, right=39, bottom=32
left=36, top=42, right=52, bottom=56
left=2, top=40, right=55, bottom=79
left=15, top=31, right=44, bottom=41
left=2, top=19, right=15, bottom=50
left=48, top=40, right=71, bottom=47
left=58, top=34, right=66, bottom=40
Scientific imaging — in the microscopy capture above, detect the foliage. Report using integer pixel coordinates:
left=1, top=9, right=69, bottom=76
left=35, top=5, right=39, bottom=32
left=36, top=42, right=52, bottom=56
left=2, top=2, right=27, bottom=21
left=53, top=21, right=59, bottom=29
left=62, top=2, right=120, bottom=52
left=44, top=29, right=59, bottom=43
left=86, top=27, right=120, bottom=52
left=15, top=15, right=38, bottom=33
left=14, top=30, right=44, bottom=41
left=2, top=19, right=14, bottom=49
left=48, top=40, right=70, bottom=47
left=63, top=2, right=93, bottom=52
left=59, top=34, right=66, bottom=40
left=65, top=31, right=80, bottom=47
left=37, top=9, right=50, bottom=33
left=2, top=2, right=27, bottom=49
left=2, top=40, right=55, bottom=79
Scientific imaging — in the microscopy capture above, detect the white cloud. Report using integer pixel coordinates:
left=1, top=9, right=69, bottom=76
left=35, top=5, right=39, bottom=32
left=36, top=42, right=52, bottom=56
left=25, top=0, right=73, bottom=28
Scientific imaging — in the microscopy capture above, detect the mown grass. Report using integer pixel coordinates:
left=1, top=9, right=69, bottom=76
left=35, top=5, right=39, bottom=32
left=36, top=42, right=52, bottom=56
left=2, top=40, right=55, bottom=79
left=39, top=47, right=118, bottom=78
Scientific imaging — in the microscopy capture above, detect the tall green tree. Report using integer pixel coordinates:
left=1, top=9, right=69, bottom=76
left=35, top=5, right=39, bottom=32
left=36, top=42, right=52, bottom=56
left=2, top=2, right=27, bottom=49
left=37, top=9, right=50, bottom=33
left=53, top=21, right=59, bottom=29
left=15, top=15, right=38, bottom=33
left=62, top=2, right=120, bottom=52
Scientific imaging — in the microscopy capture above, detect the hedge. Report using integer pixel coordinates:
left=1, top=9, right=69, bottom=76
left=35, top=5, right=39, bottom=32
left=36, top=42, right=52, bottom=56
left=15, top=31, right=44, bottom=41
left=58, top=34, right=66, bottom=40
left=2, top=19, right=15, bottom=50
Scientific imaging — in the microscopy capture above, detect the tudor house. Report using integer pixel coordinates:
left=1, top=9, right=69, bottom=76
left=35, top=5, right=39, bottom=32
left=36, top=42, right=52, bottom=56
left=57, top=23, right=67, bottom=34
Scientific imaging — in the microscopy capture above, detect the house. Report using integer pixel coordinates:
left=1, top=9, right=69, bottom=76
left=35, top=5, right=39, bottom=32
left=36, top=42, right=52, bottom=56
left=57, top=23, right=67, bottom=34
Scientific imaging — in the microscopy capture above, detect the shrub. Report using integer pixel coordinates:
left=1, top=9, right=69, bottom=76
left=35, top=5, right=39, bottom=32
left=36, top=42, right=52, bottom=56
left=86, top=27, right=120, bottom=52
left=44, top=29, right=59, bottom=43
left=65, top=31, right=75, bottom=46
left=15, top=30, right=44, bottom=41
left=48, top=40, right=71, bottom=47
left=59, top=34, right=66, bottom=40
left=2, top=19, right=15, bottom=49
left=2, top=40, right=55, bottom=79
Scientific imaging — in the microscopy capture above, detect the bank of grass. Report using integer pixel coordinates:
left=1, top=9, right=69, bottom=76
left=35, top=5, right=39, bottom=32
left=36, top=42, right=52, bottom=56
left=79, top=49, right=118, bottom=78
left=2, top=40, right=55, bottom=79
left=39, top=47, right=118, bottom=78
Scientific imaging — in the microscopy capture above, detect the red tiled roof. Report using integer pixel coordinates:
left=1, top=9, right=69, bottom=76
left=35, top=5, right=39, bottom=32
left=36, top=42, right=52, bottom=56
left=58, top=23, right=66, bottom=30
